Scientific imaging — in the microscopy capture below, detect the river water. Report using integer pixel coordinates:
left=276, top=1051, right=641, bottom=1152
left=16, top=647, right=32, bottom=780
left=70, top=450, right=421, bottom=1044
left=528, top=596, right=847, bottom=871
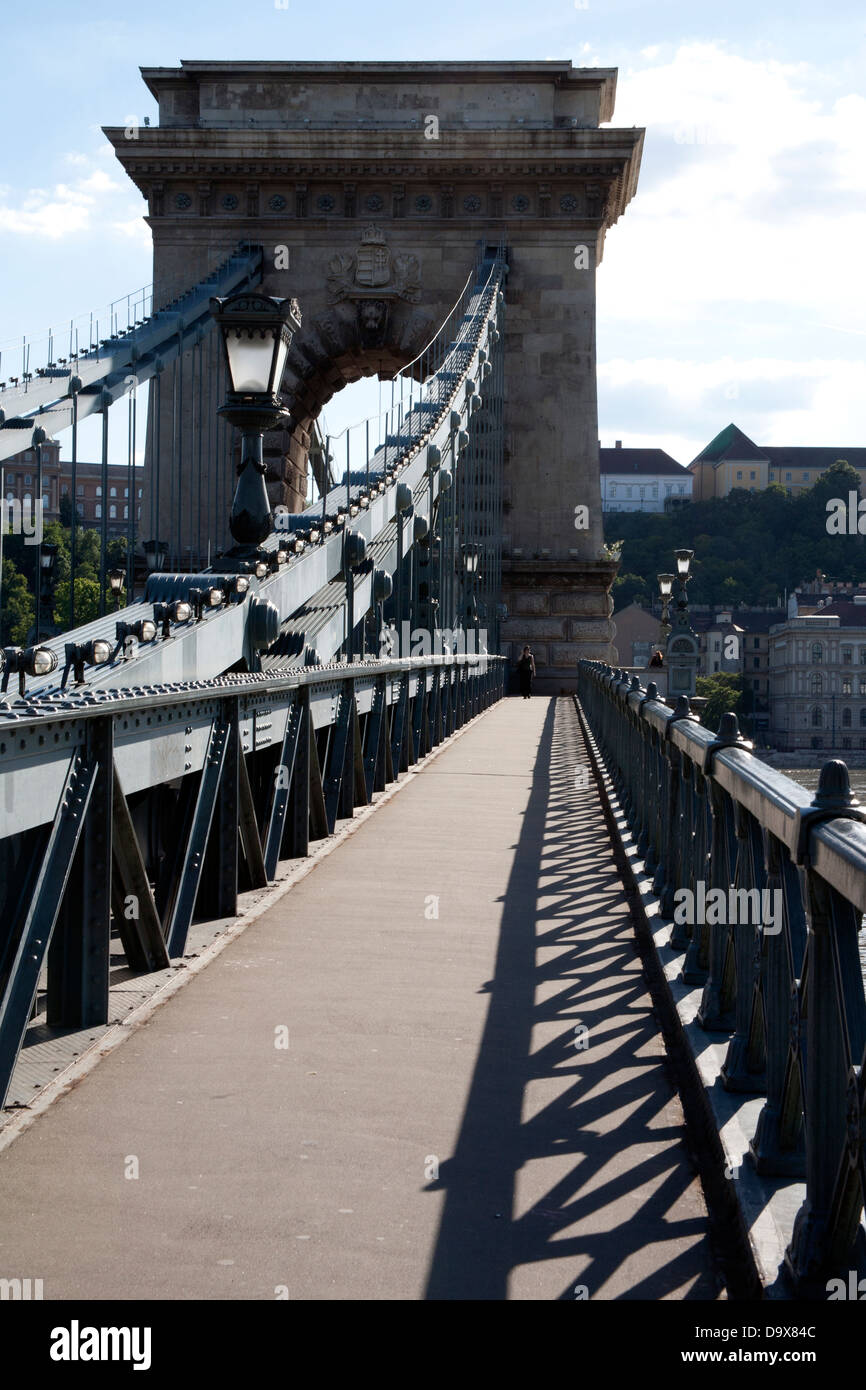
left=782, top=768, right=866, bottom=801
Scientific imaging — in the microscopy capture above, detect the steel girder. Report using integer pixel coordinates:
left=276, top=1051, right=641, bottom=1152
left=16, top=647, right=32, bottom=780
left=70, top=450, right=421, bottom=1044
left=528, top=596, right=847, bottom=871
left=0, top=654, right=505, bottom=1106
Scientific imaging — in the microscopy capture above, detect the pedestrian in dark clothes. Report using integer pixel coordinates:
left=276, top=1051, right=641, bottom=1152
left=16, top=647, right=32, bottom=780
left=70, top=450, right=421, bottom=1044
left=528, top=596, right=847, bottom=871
left=517, top=645, right=536, bottom=699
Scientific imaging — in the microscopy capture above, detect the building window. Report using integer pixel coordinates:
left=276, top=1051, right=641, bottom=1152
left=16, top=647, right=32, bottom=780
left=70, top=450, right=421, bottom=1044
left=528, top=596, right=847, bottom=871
left=860, top=647, right=866, bottom=664
left=109, top=487, right=117, bottom=498
left=736, top=470, right=743, bottom=480
left=137, top=488, right=143, bottom=499
left=860, top=708, right=866, bottom=727
left=811, top=707, right=823, bottom=727
left=123, top=505, right=129, bottom=519
left=753, top=657, right=760, bottom=669
left=713, top=661, right=720, bottom=672
left=109, top=504, right=117, bottom=518
left=811, top=736, right=823, bottom=749
left=843, top=737, right=852, bottom=749
left=810, top=673, right=823, bottom=695
left=753, top=637, right=760, bottom=648
left=610, top=484, right=617, bottom=497
left=750, top=471, right=756, bottom=480
left=812, top=643, right=823, bottom=664
left=843, top=646, right=853, bottom=664
left=24, top=474, right=31, bottom=485
left=95, top=504, right=102, bottom=518
left=843, top=677, right=853, bottom=695
left=124, top=487, right=129, bottom=498
left=843, top=707, right=852, bottom=727
left=77, top=484, right=84, bottom=496
left=96, top=486, right=102, bottom=497
left=786, top=472, right=792, bottom=481
left=803, top=473, right=809, bottom=481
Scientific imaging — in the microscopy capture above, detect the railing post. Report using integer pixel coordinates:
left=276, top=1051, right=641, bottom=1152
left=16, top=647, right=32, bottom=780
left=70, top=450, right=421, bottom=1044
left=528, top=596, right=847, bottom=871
left=720, top=802, right=767, bottom=1092
left=749, top=829, right=807, bottom=1176
left=47, top=716, right=113, bottom=1028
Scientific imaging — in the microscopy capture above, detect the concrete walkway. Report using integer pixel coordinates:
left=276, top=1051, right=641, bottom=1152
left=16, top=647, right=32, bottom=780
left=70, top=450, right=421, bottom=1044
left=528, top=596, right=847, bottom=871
left=0, top=697, right=722, bottom=1301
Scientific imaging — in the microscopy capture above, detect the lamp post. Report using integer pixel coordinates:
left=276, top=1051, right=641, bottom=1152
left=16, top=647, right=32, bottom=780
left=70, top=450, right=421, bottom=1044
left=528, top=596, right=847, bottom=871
left=461, top=542, right=482, bottom=640
left=657, top=572, right=674, bottom=649
left=38, top=542, right=59, bottom=638
left=143, top=539, right=168, bottom=573
left=665, top=548, right=699, bottom=700
left=32, top=425, right=47, bottom=641
left=108, top=567, right=125, bottom=612
left=210, top=291, right=302, bottom=574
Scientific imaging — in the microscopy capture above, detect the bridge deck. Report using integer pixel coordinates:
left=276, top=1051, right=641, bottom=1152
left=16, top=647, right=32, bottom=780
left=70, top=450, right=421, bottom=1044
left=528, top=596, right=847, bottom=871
left=0, top=697, right=722, bottom=1300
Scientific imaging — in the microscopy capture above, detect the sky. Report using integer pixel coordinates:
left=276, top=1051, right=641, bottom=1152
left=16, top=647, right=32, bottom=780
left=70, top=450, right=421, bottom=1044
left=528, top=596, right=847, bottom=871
left=1, top=0, right=864, bottom=469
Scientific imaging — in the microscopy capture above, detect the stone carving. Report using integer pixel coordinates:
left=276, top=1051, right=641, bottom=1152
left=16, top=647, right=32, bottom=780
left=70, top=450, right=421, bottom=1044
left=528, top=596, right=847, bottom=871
left=324, top=227, right=424, bottom=349
left=327, top=226, right=421, bottom=303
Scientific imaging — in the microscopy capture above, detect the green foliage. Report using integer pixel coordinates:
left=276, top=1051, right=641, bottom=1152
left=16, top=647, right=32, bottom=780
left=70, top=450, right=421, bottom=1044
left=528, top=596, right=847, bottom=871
left=696, top=673, right=744, bottom=731
left=0, top=557, right=35, bottom=645
left=53, top=577, right=101, bottom=628
left=604, top=461, right=865, bottom=606
left=1, top=520, right=128, bottom=641
left=612, top=572, right=652, bottom=609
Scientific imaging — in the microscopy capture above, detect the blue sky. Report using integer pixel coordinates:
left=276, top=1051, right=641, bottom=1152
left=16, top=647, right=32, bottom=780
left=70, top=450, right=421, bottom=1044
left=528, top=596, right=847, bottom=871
left=1, top=0, right=864, bottom=468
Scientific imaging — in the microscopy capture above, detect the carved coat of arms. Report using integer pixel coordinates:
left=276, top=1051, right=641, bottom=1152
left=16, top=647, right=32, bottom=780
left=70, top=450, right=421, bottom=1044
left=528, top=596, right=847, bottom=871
left=327, top=226, right=421, bottom=305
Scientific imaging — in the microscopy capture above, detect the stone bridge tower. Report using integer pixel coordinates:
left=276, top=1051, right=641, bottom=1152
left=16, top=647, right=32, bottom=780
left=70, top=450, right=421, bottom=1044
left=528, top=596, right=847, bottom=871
left=107, top=61, right=643, bottom=686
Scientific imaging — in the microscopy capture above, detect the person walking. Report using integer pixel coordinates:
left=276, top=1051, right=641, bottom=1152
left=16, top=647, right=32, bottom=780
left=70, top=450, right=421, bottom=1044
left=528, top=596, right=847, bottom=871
left=517, top=645, right=536, bottom=699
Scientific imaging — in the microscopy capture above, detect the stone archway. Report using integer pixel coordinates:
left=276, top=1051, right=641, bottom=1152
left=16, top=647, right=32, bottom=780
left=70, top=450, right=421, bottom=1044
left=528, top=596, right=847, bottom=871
left=274, top=223, right=437, bottom=506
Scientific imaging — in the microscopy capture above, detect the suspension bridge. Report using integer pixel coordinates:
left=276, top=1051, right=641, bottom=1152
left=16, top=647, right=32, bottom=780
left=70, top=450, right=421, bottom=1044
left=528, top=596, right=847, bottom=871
left=0, top=60, right=864, bottom=1306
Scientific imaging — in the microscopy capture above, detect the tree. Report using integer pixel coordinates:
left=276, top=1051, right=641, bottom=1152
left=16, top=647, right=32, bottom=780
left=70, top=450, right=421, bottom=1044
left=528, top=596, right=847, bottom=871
left=612, top=572, right=651, bottom=610
left=0, top=557, right=35, bottom=645
left=59, top=495, right=81, bottom=527
left=53, top=577, right=101, bottom=629
left=603, top=461, right=866, bottom=606
left=696, top=673, right=744, bottom=731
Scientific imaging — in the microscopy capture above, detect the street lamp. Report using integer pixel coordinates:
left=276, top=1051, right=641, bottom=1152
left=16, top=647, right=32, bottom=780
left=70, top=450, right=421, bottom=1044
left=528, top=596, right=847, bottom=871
left=666, top=550, right=699, bottom=699
left=38, top=542, right=59, bottom=638
left=675, top=548, right=694, bottom=580
left=143, top=539, right=168, bottom=572
left=210, top=290, right=302, bottom=573
left=108, top=567, right=125, bottom=611
left=655, top=572, right=675, bottom=666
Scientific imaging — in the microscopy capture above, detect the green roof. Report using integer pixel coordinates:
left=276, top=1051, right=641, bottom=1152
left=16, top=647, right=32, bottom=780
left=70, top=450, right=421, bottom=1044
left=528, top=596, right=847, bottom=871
left=691, top=423, right=766, bottom=466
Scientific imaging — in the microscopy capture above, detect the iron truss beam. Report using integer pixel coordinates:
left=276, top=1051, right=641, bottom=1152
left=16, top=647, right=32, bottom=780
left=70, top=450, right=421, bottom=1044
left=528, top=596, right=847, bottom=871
left=0, top=654, right=505, bottom=1106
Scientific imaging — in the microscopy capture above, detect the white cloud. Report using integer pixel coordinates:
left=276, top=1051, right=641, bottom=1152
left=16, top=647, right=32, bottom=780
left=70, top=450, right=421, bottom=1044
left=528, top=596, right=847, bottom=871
left=600, top=43, right=866, bottom=334
left=0, top=164, right=127, bottom=241
left=598, top=356, right=866, bottom=462
left=111, top=215, right=150, bottom=244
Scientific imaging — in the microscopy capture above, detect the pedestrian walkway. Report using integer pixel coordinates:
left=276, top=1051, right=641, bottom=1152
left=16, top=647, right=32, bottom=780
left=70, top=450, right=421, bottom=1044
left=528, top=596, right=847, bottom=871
left=0, top=696, right=722, bottom=1300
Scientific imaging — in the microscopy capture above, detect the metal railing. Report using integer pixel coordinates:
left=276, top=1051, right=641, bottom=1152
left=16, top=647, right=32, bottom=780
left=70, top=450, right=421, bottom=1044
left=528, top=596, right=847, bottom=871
left=0, top=653, right=505, bottom=1109
left=578, top=659, right=866, bottom=1295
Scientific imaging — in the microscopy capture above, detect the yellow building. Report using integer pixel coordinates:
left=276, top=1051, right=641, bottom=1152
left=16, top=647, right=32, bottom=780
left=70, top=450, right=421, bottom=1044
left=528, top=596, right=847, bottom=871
left=688, top=423, right=866, bottom=500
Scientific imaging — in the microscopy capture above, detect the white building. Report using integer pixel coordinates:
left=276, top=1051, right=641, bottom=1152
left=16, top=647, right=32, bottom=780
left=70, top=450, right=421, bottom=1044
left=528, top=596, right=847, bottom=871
left=600, top=443, right=692, bottom=512
left=768, top=599, right=866, bottom=752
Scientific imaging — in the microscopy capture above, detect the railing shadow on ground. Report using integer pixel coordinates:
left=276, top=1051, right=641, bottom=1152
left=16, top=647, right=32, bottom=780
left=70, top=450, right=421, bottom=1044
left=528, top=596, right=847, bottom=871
left=422, top=697, right=721, bottom=1300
